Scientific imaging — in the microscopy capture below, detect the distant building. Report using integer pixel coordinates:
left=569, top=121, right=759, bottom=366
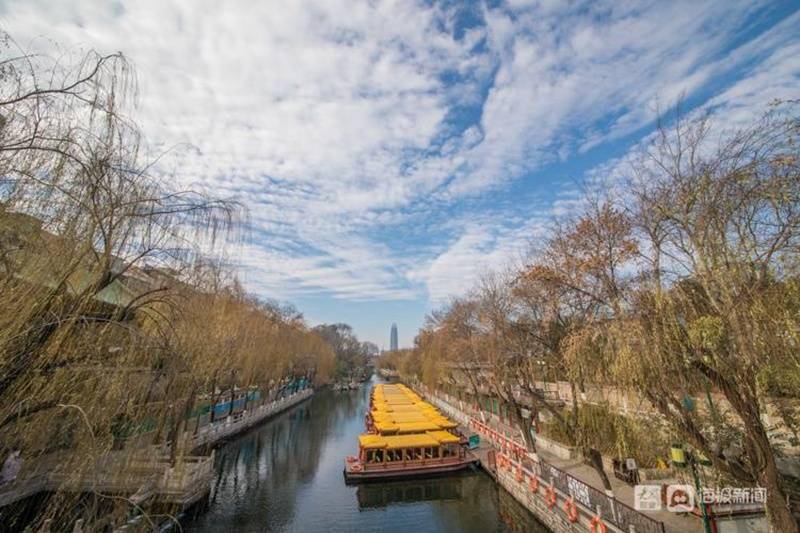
left=390, top=323, right=398, bottom=351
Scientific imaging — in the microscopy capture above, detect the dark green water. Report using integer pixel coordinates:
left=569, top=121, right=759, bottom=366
left=184, top=379, right=547, bottom=533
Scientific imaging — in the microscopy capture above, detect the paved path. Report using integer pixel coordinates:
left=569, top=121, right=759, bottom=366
left=438, top=392, right=703, bottom=532
left=539, top=451, right=697, bottom=532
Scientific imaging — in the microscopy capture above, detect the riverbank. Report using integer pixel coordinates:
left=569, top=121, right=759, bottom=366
left=187, top=388, right=314, bottom=452
left=0, top=389, right=314, bottom=532
left=414, top=385, right=693, bottom=533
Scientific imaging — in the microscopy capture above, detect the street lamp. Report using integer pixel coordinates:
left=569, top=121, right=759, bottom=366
left=670, top=444, right=712, bottom=533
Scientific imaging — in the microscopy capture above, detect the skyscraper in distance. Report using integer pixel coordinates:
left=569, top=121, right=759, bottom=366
left=390, top=323, right=398, bottom=351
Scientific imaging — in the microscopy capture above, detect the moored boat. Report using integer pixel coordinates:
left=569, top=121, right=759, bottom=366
left=343, top=431, right=478, bottom=483
left=344, top=383, right=478, bottom=483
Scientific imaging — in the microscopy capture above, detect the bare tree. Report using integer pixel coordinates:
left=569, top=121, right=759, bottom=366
left=613, top=103, right=800, bottom=531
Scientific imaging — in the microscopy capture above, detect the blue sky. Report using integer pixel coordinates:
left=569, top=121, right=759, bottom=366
left=4, top=0, right=799, bottom=348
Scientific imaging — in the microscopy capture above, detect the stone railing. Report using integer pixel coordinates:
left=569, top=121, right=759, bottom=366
left=188, top=388, right=313, bottom=449
left=425, top=390, right=579, bottom=460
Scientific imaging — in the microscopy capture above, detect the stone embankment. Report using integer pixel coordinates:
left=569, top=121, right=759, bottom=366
left=0, top=388, right=314, bottom=530
left=418, top=387, right=679, bottom=533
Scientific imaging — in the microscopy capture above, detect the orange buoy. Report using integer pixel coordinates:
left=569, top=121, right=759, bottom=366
left=544, top=485, right=557, bottom=508
left=563, top=497, right=579, bottom=523
left=590, top=515, right=607, bottom=533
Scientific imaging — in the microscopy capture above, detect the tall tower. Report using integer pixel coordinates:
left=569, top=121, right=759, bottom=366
left=390, top=323, right=398, bottom=351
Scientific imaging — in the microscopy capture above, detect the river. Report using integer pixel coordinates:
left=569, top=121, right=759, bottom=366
left=184, top=379, right=548, bottom=533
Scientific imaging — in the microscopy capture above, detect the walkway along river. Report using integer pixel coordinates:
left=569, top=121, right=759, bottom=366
left=184, top=378, right=548, bottom=533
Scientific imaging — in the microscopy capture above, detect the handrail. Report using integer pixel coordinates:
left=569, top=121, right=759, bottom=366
left=190, top=388, right=312, bottom=446
left=426, top=390, right=666, bottom=533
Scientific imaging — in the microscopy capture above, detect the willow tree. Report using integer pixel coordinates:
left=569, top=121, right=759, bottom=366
left=0, top=33, right=237, bottom=529
left=313, top=323, right=372, bottom=380
left=612, top=104, right=800, bottom=531
left=168, top=275, right=336, bottom=445
left=467, top=273, right=545, bottom=453
left=413, top=278, right=557, bottom=456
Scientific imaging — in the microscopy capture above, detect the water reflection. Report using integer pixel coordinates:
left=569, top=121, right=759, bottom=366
left=185, top=382, right=548, bottom=533
left=356, top=474, right=468, bottom=508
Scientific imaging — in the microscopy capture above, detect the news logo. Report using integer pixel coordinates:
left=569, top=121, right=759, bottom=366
left=635, top=484, right=765, bottom=513
left=666, top=485, right=695, bottom=513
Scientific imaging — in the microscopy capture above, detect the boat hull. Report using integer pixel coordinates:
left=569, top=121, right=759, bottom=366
left=343, top=458, right=479, bottom=484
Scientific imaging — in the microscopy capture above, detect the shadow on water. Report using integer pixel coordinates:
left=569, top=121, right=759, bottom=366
left=184, top=380, right=548, bottom=533
left=356, top=474, right=470, bottom=508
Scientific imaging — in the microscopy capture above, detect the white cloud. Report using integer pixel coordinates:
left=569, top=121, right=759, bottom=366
left=582, top=18, right=800, bottom=199
left=411, top=2, right=799, bottom=303
left=451, top=0, right=772, bottom=194
left=408, top=215, right=549, bottom=303
left=3, top=0, right=489, bottom=299
left=2, top=0, right=797, bottom=307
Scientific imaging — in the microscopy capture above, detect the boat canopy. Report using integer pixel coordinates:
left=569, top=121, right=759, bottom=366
left=359, top=434, right=388, bottom=449
left=387, top=413, right=429, bottom=422
left=394, top=422, right=440, bottom=433
left=385, top=404, right=422, bottom=412
left=369, top=383, right=459, bottom=435
left=381, top=433, right=440, bottom=449
left=358, top=431, right=461, bottom=450
left=373, top=420, right=398, bottom=433
left=427, top=430, right=460, bottom=444
left=372, top=413, right=439, bottom=424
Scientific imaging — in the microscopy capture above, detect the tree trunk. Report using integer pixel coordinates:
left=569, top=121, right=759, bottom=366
left=570, top=381, right=613, bottom=494
left=569, top=381, right=579, bottom=421
left=209, top=373, right=219, bottom=424
left=586, top=447, right=613, bottom=493
left=227, top=382, right=235, bottom=418
left=169, top=386, right=196, bottom=465
left=758, top=450, right=799, bottom=532
left=193, top=406, right=202, bottom=436
left=743, top=408, right=799, bottom=532
left=697, top=362, right=798, bottom=532
left=510, top=400, right=537, bottom=452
